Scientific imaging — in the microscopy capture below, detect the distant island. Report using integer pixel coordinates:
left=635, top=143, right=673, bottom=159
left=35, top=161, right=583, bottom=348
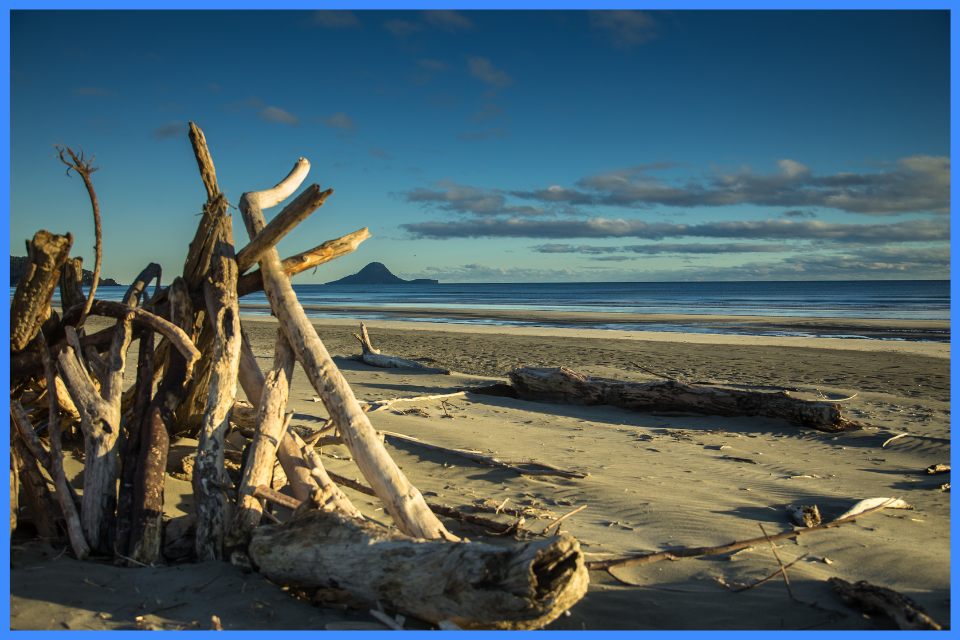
left=10, top=256, right=122, bottom=288
left=326, top=262, right=438, bottom=285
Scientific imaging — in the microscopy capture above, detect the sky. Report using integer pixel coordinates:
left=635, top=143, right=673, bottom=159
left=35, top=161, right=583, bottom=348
left=8, top=9, right=952, bottom=284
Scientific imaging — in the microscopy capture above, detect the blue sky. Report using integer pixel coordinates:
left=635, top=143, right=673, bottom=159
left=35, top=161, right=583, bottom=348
left=9, top=9, right=951, bottom=284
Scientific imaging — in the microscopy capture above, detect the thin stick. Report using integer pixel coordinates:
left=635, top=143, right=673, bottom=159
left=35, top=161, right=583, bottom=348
left=882, top=433, right=910, bottom=448
left=586, top=498, right=899, bottom=572
left=759, top=523, right=794, bottom=600
left=631, top=361, right=678, bottom=381
left=541, top=505, right=587, bottom=536
left=54, top=143, right=102, bottom=330
left=731, top=554, right=808, bottom=593
left=253, top=484, right=302, bottom=511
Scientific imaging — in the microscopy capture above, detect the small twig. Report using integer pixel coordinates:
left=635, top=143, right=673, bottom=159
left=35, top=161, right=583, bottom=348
left=760, top=523, right=794, bottom=600
left=586, top=498, right=899, bottom=571
left=495, top=497, right=510, bottom=515
left=253, top=484, right=301, bottom=511
left=731, top=554, right=808, bottom=593
left=630, top=361, right=678, bottom=381
left=541, top=505, right=587, bottom=536
left=882, top=433, right=910, bottom=448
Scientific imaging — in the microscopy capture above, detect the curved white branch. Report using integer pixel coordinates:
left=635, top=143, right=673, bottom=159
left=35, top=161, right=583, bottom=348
left=247, top=158, right=311, bottom=209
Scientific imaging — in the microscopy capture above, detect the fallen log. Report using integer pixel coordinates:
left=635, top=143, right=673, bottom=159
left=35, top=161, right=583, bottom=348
left=508, top=366, right=865, bottom=433
left=248, top=509, right=588, bottom=630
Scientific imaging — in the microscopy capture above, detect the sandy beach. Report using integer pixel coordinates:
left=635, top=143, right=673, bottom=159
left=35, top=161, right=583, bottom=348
left=10, top=311, right=951, bottom=630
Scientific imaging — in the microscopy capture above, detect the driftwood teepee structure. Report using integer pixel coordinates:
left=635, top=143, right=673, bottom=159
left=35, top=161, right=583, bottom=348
left=8, top=123, right=588, bottom=630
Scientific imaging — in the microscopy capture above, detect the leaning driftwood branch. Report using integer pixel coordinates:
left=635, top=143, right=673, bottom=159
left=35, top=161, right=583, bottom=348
left=239, top=160, right=452, bottom=541
left=248, top=509, right=588, bottom=630
left=509, top=366, right=866, bottom=433
left=234, top=185, right=334, bottom=273
left=235, top=228, right=371, bottom=298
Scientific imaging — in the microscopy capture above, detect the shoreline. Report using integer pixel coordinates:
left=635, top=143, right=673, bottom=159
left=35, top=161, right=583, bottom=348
left=238, top=305, right=951, bottom=355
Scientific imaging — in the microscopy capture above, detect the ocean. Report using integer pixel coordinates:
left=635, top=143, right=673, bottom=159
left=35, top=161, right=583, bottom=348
left=35, top=280, right=949, bottom=342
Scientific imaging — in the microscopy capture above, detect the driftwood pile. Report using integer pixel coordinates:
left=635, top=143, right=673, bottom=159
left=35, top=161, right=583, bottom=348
left=8, top=123, right=587, bottom=630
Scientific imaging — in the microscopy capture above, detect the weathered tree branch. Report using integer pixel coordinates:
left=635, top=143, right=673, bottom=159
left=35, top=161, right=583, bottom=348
left=10, top=230, right=73, bottom=352
left=193, top=215, right=242, bottom=562
left=239, top=162, right=453, bottom=541
left=234, top=185, right=334, bottom=274
left=54, top=143, right=102, bottom=330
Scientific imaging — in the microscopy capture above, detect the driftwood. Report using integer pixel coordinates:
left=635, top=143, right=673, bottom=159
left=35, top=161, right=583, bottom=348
left=54, top=144, right=102, bottom=329
left=235, top=228, right=371, bottom=298
left=249, top=509, right=588, bottom=630
left=10, top=450, right=18, bottom=537
left=193, top=214, right=242, bottom=562
left=585, top=498, right=900, bottom=574
left=234, top=185, right=334, bottom=273
left=239, top=159, right=452, bottom=541
left=292, top=430, right=363, bottom=518
left=509, top=366, right=866, bottom=432
left=33, top=334, right=90, bottom=558
left=56, top=313, right=132, bottom=554
left=10, top=430, right=59, bottom=539
left=344, top=322, right=450, bottom=372
left=58, top=256, right=86, bottom=314
left=126, top=277, right=195, bottom=565
left=225, top=330, right=296, bottom=550
left=10, top=230, right=73, bottom=352
left=828, top=577, right=941, bottom=630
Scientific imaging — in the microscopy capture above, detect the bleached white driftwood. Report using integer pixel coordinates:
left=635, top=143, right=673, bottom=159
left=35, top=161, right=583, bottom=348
left=226, top=330, right=296, bottom=550
left=343, top=322, right=450, bottom=372
left=239, top=160, right=453, bottom=541
left=248, top=509, right=589, bottom=630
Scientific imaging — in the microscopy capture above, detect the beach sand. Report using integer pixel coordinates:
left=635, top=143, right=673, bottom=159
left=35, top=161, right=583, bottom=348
left=11, top=312, right=950, bottom=630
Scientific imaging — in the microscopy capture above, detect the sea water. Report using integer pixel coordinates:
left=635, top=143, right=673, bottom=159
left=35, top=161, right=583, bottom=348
left=36, top=280, right=949, bottom=341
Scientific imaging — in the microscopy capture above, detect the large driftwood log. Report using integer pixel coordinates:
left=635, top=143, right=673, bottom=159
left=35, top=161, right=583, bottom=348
left=11, top=230, right=73, bottom=352
left=225, top=330, right=296, bottom=550
left=235, top=228, right=371, bottom=298
left=193, top=215, right=242, bottom=562
left=249, top=509, right=588, bottom=630
left=509, top=366, right=865, bottom=433
left=239, top=160, right=452, bottom=541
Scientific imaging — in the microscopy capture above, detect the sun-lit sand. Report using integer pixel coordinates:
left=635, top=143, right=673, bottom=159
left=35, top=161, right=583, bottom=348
left=11, top=311, right=950, bottom=630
